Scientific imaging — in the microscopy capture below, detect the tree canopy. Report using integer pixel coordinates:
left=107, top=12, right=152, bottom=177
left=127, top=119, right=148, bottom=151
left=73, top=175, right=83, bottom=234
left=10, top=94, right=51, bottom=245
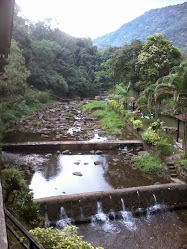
left=135, top=34, right=181, bottom=90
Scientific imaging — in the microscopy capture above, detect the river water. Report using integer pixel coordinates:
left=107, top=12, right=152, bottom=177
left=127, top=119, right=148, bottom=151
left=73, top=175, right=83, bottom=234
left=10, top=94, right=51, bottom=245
left=77, top=209, right=187, bottom=249
left=1, top=151, right=171, bottom=199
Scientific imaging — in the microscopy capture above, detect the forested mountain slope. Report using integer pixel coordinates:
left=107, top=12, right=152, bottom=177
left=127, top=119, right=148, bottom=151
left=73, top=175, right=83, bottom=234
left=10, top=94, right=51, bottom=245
left=93, top=2, right=187, bottom=52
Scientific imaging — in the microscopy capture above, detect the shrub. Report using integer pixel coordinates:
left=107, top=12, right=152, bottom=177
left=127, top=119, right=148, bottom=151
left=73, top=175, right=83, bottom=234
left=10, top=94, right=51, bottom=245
left=24, top=92, right=36, bottom=105
left=155, top=138, right=176, bottom=156
left=142, top=129, right=160, bottom=144
left=36, top=92, right=50, bottom=104
left=132, top=154, right=166, bottom=174
left=180, top=159, right=187, bottom=171
left=29, top=226, right=103, bottom=249
left=1, top=168, right=43, bottom=228
left=1, top=110, right=17, bottom=122
left=149, top=119, right=164, bottom=131
left=132, top=119, right=143, bottom=130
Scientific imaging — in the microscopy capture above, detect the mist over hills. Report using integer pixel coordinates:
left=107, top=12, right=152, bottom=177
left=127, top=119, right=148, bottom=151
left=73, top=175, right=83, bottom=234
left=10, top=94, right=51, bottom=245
left=93, top=2, right=187, bottom=52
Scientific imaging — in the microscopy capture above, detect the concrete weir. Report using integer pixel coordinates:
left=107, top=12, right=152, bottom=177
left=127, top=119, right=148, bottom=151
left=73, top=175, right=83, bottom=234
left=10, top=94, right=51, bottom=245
left=36, top=183, right=187, bottom=224
left=1, top=140, right=143, bottom=153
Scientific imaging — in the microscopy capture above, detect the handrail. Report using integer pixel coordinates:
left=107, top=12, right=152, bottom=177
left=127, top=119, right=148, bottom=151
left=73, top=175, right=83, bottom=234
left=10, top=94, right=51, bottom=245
left=4, top=208, right=45, bottom=249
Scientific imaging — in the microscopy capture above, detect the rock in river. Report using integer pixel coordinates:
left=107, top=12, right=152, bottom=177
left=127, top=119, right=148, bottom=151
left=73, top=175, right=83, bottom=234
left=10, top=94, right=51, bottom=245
left=73, top=172, right=83, bottom=176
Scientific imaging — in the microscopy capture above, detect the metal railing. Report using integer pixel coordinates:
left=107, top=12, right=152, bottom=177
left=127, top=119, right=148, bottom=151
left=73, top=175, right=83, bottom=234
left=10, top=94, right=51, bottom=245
left=4, top=208, right=44, bottom=249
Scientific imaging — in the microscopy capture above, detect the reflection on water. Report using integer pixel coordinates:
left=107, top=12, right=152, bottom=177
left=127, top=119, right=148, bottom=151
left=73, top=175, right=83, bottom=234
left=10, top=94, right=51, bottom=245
left=78, top=209, right=187, bottom=249
left=30, top=154, right=112, bottom=198
left=2, top=151, right=172, bottom=199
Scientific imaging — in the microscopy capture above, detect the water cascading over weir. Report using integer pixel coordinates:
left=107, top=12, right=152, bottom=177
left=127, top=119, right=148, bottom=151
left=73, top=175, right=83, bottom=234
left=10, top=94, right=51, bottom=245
left=36, top=182, right=187, bottom=226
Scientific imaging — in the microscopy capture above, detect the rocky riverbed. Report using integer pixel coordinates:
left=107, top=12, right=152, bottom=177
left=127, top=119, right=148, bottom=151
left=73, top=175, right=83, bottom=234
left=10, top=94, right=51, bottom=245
left=3, top=100, right=135, bottom=143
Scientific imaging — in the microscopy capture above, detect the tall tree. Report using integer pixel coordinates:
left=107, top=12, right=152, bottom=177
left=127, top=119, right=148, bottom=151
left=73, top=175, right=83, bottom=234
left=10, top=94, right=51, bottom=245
left=0, top=39, right=30, bottom=99
left=136, top=34, right=181, bottom=91
left=110, top=40, right=143, bottom=88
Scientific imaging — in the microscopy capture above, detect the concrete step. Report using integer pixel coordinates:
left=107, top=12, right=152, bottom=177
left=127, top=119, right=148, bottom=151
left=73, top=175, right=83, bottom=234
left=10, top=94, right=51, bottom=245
left=169, top=169, right=177, bottom=173
left=170, top=173, right=177, bottom=177
left=168, top=166, right=176, bottom=169
left=167, top=162, right=175, bottom=166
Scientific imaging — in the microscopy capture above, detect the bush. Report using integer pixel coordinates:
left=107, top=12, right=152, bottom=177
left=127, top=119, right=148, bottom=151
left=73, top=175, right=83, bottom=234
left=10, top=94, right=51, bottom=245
left=132, top=154, right=166, bottom=174
left=132, top=119, right=143, bottom=130
left=180, top=159, right=187, bottom=171
left=142, top=129, right=160, bottom=144
left=29, top=226, right=103, bottom=249
left=149, top=119, right=164, bottom=131
left=1, top=110, right=17, bottom=122
left=1, top=168, right=43, bottom=228
left=36, top=92, right=50, bottom=104
left=155, top=138, right=176, bottom=156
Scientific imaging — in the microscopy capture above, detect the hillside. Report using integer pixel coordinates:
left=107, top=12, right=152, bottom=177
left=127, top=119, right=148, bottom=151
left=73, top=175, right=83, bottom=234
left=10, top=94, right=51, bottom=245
left=93, top=2, right=187, bottom=52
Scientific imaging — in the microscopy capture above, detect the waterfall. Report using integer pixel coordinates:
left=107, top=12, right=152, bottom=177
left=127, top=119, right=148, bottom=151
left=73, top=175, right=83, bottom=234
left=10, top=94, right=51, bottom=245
left=153, top=194, right=157, bottom=204
left=146, top=194, right=166, bottom=220
left=120, top=198, right=137, bottom=231
left=91, top=202, right=117, bottom=233
left=44, top=206, right=51, bottom=228
left=121, top=198, right=125, bottom=211
left=56, top=207, right=72, bottom=229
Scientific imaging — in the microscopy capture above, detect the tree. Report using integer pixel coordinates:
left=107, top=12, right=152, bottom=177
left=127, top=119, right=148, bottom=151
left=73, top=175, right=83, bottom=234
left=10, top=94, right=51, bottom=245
left=110, top=40, right=143, bottom=89
left=0, top=39, right=30, bottom=99
left=154, top=59, right=187, bottom=154
left=112, top=82, right=132, bottom=109
left=28, top=39, right=68, bottom=96
left=136, top=34, right=181, bottom=90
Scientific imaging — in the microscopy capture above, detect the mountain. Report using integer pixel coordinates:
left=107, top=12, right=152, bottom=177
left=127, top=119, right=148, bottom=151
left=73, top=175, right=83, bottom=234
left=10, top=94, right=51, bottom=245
left=93, top=2, right=187, bottom=52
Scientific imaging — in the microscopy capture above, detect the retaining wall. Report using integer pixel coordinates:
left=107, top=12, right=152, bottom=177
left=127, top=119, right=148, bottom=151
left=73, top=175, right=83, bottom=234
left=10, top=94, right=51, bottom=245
left=1, top=140, right=143, bottom=153
left=36, top=183, right=187, bottom=224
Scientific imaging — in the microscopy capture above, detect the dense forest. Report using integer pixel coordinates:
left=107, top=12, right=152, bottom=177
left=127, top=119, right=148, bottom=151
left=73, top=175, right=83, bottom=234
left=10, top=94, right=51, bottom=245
left=93, top=2, right=187, bottom=52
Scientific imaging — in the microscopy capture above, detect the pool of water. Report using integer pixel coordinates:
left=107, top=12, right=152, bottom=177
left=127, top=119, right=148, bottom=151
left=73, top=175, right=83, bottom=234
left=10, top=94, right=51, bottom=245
left=77, top=209, right=187, bottom=249
left=2, top=151, right=172, bottom=199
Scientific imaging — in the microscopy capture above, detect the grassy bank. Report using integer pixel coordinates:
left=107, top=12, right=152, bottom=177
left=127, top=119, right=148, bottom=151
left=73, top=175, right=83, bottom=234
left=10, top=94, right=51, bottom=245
left=132, top=154, right=166, bottom=174
left=81, top=101, right=125, bottom=135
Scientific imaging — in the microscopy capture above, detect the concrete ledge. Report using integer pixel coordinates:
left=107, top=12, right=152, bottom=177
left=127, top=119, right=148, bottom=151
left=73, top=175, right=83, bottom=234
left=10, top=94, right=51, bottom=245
left=1, top=140, right=143, bottom=153
left=36, top=183, right=187, bottom=224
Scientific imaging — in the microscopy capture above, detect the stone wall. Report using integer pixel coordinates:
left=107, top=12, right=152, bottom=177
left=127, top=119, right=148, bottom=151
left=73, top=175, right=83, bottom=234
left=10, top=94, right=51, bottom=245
left=36, top=183, right=187, bottom=224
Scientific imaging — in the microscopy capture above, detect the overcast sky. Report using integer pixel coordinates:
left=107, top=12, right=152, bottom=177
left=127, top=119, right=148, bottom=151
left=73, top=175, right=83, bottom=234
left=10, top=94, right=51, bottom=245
left=15, top=0, right=186, bottom=39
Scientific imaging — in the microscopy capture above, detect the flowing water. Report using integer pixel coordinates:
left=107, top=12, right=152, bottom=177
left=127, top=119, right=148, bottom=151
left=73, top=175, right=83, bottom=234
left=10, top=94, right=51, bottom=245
left=53, top=201, right=187, bottom=249
left=78, top=209, right=187, bottom=249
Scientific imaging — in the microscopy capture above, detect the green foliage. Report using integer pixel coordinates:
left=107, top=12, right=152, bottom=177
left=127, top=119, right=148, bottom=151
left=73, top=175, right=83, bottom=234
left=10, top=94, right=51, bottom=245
left=136, top=34, right=181, bottom=90
left=110, top=40, right=143, bottom=88
left=13, top=11, right=103, bottom=97
left=1, top=168, right=43, bottom=228
left=29, top=226, right=103, bottom=249
left=142, top=129, right=160, bottom=144
left=132, top=119, right=143, bottom=130
left=0, top=39, right=30, bottom=99
left=180, top=159, right=187, bottom=171
left=149, top=119, right=164, bottom=131
left=36, top=92, right=50, bottom=104
left=155, top=138, right=177, bottom=156
left=132, top=154, right=166, bottom=174
left=82, top=101, right=125, bottom=135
